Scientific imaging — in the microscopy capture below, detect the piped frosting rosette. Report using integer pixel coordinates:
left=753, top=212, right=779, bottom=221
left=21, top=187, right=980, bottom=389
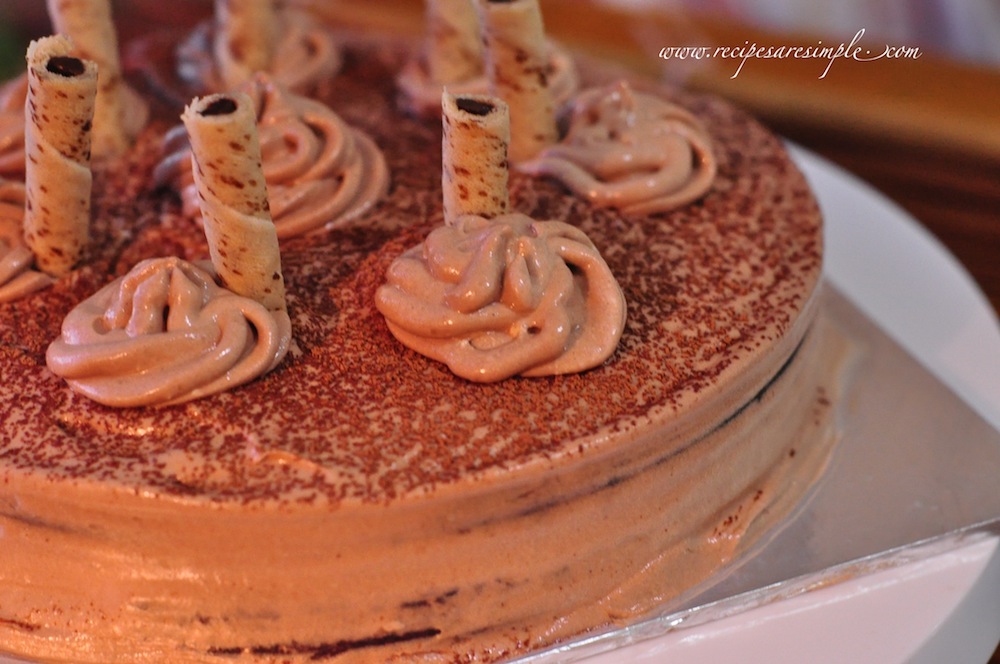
left=376, top=213, right=626, bottom=382
left=176, top=4, right=341, bottom=96
left=520, top=81, right=717, bottom=215
left=0, top=179, right=54, bottom=302
left=46, top=257, right=291, bottom=407
left=48, top=91, right=291, bottom=407
left=154, top=75, right=388, bottom=239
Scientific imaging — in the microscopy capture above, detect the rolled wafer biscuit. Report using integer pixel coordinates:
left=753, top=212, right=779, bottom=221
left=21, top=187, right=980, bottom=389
left=23, top=36, right=96, bottom=278
left=425, top=0, right=482, bottom=84
left=442, top=91, right=510, bottom=225
left=477, top=0, right=558, bottom=162
left=182, top=92, right=287, bottom=313
left=213, top=0, right=279, bottom=90
left=46, top=0, right=144, bottom=157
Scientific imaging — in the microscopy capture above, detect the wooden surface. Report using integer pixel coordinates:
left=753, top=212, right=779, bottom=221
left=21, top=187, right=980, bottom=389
left=305, top=0, right=1000, bottom=315
left=537, top=1, right=1000, bottom=319
left=535, top=6, right=1000, bottom=659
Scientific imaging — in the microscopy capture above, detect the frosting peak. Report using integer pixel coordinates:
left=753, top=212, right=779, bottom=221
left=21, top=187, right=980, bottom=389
left=46, top=257, right=291, bottom=407
left=155, top=75, right=388, bottom=239
left=521, top=81, right=717, bottom=214
left=376, top=213, right=626, bottom=382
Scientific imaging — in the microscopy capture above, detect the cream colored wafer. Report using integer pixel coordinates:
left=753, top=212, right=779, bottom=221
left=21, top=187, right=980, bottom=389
left=442, top=91, right=510, bottom=225
left=213, top=0, right=279, bottom=90
left=182, top=92, right=287, bottom=313
left=46, top=0, right=143, bottom=157
left=477, top=0, right=557, bottom=162
left=23, top=36, right=96, bottom=278
left=425, top=0, right=483, bottom=84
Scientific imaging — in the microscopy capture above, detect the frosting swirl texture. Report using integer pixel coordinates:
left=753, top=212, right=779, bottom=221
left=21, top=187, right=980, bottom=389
left=521, top=81, right=716, bottom=215
left=155, top=75, right=388, bottom=239
left=177, top=9, right=341, bottom=95
left=0, top=77, right=27, bottom=179
left=376, top=213, right=626, bottom=382
left=0, top=179, right=53, bottom=301
left=46, top=257, right=291, bottom=407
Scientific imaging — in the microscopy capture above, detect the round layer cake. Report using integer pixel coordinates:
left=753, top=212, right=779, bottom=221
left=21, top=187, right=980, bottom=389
left=0, top=26, right=836, bottom=664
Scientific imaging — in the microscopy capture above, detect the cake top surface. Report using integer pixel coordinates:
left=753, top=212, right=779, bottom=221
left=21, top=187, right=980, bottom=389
left=0, top=40, right=821, bottom=506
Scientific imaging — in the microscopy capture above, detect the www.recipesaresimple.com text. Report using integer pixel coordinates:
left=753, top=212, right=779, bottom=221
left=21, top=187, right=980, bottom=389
left=659, top=28, right=922, bottom=79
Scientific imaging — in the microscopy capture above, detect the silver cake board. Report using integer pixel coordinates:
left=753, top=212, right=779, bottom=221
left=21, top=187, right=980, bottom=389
left=1, top=288, right=996, bottom=664
left=518, top=285, right=1000, bottom=662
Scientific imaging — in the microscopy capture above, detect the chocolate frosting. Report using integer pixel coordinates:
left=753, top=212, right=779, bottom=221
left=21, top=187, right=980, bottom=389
left=0, top=35, right=828, bottom=664
left=0, top=41, right=821, bottom=504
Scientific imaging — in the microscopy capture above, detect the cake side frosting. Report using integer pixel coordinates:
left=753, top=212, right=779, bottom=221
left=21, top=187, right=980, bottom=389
left=1, top=311, right=845, bottom=663
left=0, top=33, right=832, bottom=664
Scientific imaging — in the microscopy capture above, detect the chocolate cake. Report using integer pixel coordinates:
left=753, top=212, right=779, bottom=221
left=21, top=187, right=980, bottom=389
left=0, top=4, right=841, bottom=663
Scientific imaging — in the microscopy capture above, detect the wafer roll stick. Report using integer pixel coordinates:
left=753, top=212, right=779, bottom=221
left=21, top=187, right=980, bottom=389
left=477, top=0, right=557, bottom=162
left=23, top=36, right=96, bottom=277
left=46, top=0, right=132, bottom=157
left=442, top=91, right=510, bottom=225
left=214, top=0, right=279, bottom=89
left=425, top=0, right=482, bottom=84
left=182, top=92, right=287, bottom=313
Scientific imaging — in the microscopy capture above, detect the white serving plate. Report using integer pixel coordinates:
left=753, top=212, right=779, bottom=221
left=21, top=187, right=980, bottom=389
left=2, top=151, right=998, bottom=664
left=548, top=146, right=1000, bottom=663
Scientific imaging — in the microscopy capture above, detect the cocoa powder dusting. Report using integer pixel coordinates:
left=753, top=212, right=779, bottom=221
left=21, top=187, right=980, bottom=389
left=0, top=41, right=821, bottom=506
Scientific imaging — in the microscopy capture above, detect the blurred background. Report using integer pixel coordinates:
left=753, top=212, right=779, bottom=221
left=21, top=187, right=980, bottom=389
left=601, top=0, right=1000, bottom=66
left=564, top=0, right=1000, bottom=317
left=2, top=0, right=996, bottom=313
